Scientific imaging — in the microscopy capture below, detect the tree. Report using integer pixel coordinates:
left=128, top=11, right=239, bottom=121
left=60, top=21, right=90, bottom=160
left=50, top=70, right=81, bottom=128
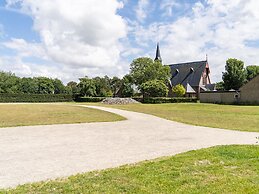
left=140, top=80, right=168, bottom=97
left=93, top=76, right=112, bottom=97
left=222, top=58, right=247, bottom=90
left=120, top=74, right=134, bottom=97
left=18, top=77, right=38, bottom=94
left=52, top=78, right=66, bottom=94
left=172, top=84, right=186, bottom=97
left=66, top=81, right=78, bottom=95
left=215, top=81, right=224, bottom=91
left=246, top=65, right=259, bottom=81
left=130, top=57, right=171, bottom=89
left=36, top=77, right=55, bottom=94
left=110, top=76, right=122, bottom=97
left=78, top=77, right=96, bottom=97
left=0, top=71, right=20, bottom=93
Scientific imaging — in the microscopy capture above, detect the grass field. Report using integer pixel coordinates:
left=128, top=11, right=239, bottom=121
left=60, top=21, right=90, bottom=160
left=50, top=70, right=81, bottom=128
left=97, top=103, right=259, bottom=132
left=0, top=104, right=124, bottom=127
left=2, top=145, right=258, bottom=194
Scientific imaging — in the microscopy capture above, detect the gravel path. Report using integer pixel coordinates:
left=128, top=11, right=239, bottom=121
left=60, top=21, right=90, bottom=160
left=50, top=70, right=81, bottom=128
left=0, top=105, right=258, bottom=188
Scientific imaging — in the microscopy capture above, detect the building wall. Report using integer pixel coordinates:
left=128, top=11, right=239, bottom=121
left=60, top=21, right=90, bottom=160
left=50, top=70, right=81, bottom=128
left=239, top=75, right=259, bottom=104
left=200, top=91, right=238, bottom=104
left=200, top=75, right=259, bottom=104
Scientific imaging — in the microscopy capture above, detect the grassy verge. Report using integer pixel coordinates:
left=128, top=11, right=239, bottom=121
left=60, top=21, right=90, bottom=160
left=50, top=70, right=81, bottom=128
left=95, top=103, right=259, bottom=132
left=2, top=145, right=259, bottom=194
left=0, top=104, right=124, bottom=127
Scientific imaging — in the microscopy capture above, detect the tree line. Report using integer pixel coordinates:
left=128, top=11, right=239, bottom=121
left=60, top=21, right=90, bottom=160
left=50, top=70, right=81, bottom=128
left=0, top=57, right=186, bottom=98
left=0, top=71, right=134, bottom=97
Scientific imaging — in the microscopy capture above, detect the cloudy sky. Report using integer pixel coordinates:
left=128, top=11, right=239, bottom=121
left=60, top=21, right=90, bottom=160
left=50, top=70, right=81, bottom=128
left=0, top=0, right=259, bottom=83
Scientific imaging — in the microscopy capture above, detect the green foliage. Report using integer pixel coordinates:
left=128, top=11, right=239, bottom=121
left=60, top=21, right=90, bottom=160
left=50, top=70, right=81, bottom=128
left=0, top=71, right=20, bottom=93
left=140, top=80, right=168, bottom=97
left=215, top=81, right=224, bottom=91
left=66, top=81, right=78, bottom=95
left=133, top=97, right=198, bottom=104
left=78, top=77, right=97, bottom=97
left=92, top=76, right=112, bottom=97
left=19, top=77, right=39, bottom=94
left=0, top=93, right=73, bottom=103
left=246, top=65, right=259, bottom=81
left=35, top=77, right=55, bottom=94
left=120, top=74, right=134, bottom=97
left=222, top=58, right=247, bottom=90
left=110, top=76, right=122, bottom=97
left=130, top=57, right=171, bottom=89
left=74, top=97, right=106, bottom=102
left=52, top=78, right=67, bottom=94
left=172, top=84, right=186, bottom=97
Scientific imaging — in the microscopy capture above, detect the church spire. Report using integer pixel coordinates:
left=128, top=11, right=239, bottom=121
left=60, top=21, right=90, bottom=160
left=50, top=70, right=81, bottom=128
left=154, top=42, right=162, bottom=63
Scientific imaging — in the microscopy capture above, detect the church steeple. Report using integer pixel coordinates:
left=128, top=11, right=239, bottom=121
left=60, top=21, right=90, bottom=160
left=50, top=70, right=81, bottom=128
left=154, top=42, right=162, bottom=63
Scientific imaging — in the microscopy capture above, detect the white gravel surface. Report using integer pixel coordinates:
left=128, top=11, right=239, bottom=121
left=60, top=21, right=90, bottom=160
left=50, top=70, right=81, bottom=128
left=0, top=105, right=258, bottom=188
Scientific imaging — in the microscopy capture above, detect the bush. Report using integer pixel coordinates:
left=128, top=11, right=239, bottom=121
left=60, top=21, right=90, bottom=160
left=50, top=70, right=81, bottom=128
left=172, top=84, right=186, bottom=97
left=0, top=93, right=73, bottom=103
left=140, top=80, right=168, bottom=97
left=74, top=97, right=106, bottom=102
left=133, top=97, right=198, bottom=104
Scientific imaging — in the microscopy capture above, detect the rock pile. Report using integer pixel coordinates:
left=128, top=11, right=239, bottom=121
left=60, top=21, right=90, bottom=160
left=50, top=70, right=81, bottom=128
left=101, top=98, right=140, bottom=105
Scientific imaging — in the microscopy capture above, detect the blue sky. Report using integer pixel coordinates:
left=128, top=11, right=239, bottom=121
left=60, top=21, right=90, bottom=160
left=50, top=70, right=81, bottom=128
left=0, top=0, right=259, bottom=83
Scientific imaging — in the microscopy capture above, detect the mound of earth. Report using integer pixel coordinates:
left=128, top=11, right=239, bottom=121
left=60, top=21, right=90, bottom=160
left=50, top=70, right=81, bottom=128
left=101, top=98, right=140, bottom=105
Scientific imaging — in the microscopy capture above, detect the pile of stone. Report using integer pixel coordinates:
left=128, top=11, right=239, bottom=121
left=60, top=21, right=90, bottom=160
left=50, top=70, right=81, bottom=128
left=101, top=98, right=140, bottom=105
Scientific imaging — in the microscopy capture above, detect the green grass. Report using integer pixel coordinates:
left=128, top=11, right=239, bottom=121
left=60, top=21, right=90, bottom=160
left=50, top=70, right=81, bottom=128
left=2, top=145, right=259, bottom=194
left=96, top=103, right=259, bottom=132
left=0, top=104, right=124, bottom=127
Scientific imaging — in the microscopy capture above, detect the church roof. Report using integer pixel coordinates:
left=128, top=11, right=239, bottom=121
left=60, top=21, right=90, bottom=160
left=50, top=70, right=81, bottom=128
left=154, top=43, right=162, bottom=62
left=169, top=60, right=207, bottom=88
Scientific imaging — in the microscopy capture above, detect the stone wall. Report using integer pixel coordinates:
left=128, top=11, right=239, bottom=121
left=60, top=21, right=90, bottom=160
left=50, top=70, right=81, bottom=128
left=200, top=75, right=259, bottom=104
left=239, top=75, right=259, bottom=104
left=200, top=91, right=239, bottom=104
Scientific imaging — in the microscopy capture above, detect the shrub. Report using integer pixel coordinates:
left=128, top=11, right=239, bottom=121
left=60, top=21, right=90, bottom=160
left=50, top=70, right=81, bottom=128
left=0, top=93, right=73, bottom=103
left=140, top=80, right=168, bottom=97
left=74, top=97, right=106, bottom=102
left=140, top=97, right=198, bottom=104
left=172, top=84, right=186, bottom=97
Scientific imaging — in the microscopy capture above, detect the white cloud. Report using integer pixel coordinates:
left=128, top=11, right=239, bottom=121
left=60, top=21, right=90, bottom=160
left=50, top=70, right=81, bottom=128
left=4, top=0, right=128, bottom=82
left=3, top=38, right=47, bottom=59
left=160, top=0, right=180, bottom=17
left=135, top=0, right=150, bottom=22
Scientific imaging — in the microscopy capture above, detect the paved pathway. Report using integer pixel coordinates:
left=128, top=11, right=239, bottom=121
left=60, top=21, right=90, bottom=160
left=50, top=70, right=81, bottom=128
left=0, top=105, right=258, bottom=188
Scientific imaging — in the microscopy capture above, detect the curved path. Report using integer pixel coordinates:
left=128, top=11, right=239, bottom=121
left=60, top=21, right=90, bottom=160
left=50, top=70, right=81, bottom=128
left=0, top=105, right=258, bottom=188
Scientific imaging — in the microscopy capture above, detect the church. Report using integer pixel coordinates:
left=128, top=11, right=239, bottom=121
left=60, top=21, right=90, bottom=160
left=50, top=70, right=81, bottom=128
left=154, top=43, right=215, bottom=97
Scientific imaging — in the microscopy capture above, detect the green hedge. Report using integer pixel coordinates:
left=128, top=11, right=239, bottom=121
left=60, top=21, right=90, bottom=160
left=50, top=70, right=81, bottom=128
left=133, top=97, right=198, bottom=104
left=0, top=93, right=73, bottom=103
left=74, top=97, right=106, bottom=102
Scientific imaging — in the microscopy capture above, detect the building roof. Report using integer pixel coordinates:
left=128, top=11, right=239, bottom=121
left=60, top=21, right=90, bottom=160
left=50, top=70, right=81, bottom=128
left=169, top=60, right=207, bottom=88
left=154, top=43, right=162, bottom=62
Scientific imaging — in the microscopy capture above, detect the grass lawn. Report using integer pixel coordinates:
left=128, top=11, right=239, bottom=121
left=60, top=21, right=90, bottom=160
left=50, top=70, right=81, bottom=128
left=96, top=103, right=259, bottom=132
left=2, top=145, right=259, bottom=194
left=0, top=104, right=124, bottom=127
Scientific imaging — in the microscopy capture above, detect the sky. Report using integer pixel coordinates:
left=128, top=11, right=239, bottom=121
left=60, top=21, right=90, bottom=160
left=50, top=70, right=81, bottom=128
left=0, top=0, right=259, bottom=83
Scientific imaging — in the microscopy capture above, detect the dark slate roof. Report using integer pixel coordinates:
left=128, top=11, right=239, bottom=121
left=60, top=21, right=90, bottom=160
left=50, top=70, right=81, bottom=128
left=169, top=60, right=207, bottom=88
left=154, top=43, right=162, bottom=62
